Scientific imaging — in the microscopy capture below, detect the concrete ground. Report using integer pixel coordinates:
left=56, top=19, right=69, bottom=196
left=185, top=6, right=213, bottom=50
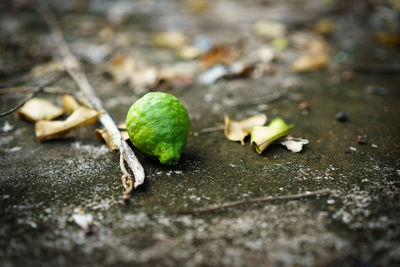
left=1, top=0, right=399, bottom=266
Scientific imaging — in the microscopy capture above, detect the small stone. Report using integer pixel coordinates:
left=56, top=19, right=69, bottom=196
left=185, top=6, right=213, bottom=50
left=366, top=86, right=387, bottom=96
left=298, top=101, right=310, bottom=111
left=349, top=146, right=357, bottom=151
left=371, top=144, right=378, bottom=148
left=336, top=112, right=348, bottom=122
left=357, top=135, right=366, bottom=144
left=327, top=199, right=335, bottom=205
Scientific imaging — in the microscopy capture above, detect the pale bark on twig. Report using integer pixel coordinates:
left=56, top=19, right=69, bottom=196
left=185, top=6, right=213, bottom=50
left=177, top=189, right=331, bottom=214
left=38, top=8, right=145, bottom=195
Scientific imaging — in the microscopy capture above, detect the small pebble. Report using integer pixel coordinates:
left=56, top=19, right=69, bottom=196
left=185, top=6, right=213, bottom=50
left=357, top=135, right=366, bottom=144
left=298, top=101, right=310, bottom=111
left=327, top=199, right=335, bottom=205
left=349, top=146, right=357, bottom=151
left=366, top=86, right=387, bottom=96
left=336, top=112, right=348, bottom=122
left=371, top=144, right=378, bottom=148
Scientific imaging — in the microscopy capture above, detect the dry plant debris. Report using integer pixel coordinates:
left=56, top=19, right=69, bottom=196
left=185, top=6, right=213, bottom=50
left=35, top=106, right=99, bottom=141
left=62, top=94, right=81, bottom=114
left=280, top=136, right=309, bottom=152
left=18, top=98, right=64, bottom=122
left=251, top=118, right=294, bottom=153
left=153, top=31, right=189, bottom=49
left=224, top=114, right=267, bottom=145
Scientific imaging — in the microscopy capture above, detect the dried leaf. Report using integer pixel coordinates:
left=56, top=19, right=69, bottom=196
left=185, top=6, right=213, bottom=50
left=18, top=98, right=64, bottom=122
left=153, top=31, right=189, bottom=49
left=200, top=45, right=238, bottom=69
left=62, top=94, right=81, bottom=114
left=29, top=61, right=63, bottom=77
left=280, top=136, right=308, bottom=152
left=129, top=66, right=159, bottom=90
left=35, top=107, right=99, bottom=141
left=291, top=52, right=330, bottom=72
left=107, top=53, right=135, bottom=84
left=254, top=20, right=287, bottom=38
left=177, top=45, right=202, bottom=60
left=96, top=122, right=129, bottom=150
left=251, top=118, right=294, bottom=153
left=313, top=18, right=336, bottom=35
left=95, top=128, right=117, bottom=150
left=224, top=114, right=267, bottom=145
left=72, top=209, right=93, bottom=230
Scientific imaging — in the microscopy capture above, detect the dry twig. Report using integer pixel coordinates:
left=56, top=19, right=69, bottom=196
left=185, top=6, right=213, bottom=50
left=38, top=8, right=145, bottom=197
left=177, top=189, right=331, bottom=214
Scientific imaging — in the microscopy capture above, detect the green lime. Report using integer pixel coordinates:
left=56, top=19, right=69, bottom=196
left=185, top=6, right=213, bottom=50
left=126, top=92, right=191, bottom=166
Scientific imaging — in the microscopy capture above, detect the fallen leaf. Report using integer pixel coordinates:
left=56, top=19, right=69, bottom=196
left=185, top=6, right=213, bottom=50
left=129, top=66, right=159, bottom=92
left=96, top=122, right=129, bottom=150
left=271, top=36, right=288, bottom=51
left=177, top=45, right=202, bottom=60
left=153, top=31, right=189, bottom=49
left=18, top=98, right=64, bottom=122
left=35, top=106, right=99, bottom=141
left=254, top=20, right=287, bottom=38
left=224, top=114, right=267, bottom=145
left=313, top=18, right=336, bottom=35
left=62, top=94, right=81, bottom=114
left=291, top=52, right=330, bottom=72
left=251, top=118, right=294, bottom=153
left=200, top=45, right=238, bottom=69
left=280, top=136, right=308, bottom=152
left=72, top=208, right=93, bottom=230
left=107, top=53, right=136, bottom=84
left=29, top=61, right=63, bottom=77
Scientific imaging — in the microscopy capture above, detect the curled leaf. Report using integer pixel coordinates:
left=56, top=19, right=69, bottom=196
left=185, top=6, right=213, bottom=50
left=62, top=94, right=81, bottom=114
left=224, top=114, right=267, bottom=145
left=251, top=118, right=294, bottom=153
left=280, top=136, right=309, bottom=153
left=253, top=20, right=287, bottom=38
left=18, top=98, right=64, bottom=122
left=35, top=107, right=99, bottom=141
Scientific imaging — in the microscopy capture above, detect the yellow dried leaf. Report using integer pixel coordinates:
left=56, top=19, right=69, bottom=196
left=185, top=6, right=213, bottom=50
left=35, top=107, right=99, bottom=141
left=153, top=31, right=189, bottom=49
left=254, top=20, right=287, bottom=38
left=62, top=94, right=81, bottom=114
left=291, top=52, right=330, bottom=72
left=30, top=61, right=63, bottom=77
left=95, top=128, right=117, bottom=150
left=313, top=18, right=335, bottom=35
left=18, top=98, right=64, bottom=122
left=224, top=114, right=267, bottom=145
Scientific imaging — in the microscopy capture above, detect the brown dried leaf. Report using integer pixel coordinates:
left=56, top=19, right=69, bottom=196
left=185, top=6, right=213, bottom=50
left=224, top=114, right=267, bottom=145
left=62, top=94, right=81, bottom=114
left=200, top=45, right=238, bottom=70
left=35, top=107, right=99, bottom=141
left=18, top=98, right=64, bottom=122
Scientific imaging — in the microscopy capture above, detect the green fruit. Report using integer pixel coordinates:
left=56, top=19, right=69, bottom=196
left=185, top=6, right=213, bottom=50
left=126, top=92, right=191, bottom=166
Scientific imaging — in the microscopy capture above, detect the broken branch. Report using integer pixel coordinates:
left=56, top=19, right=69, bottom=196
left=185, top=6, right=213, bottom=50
left=38, top=8, right=145, bottom=196
left=177, top=189, right=331, bottom=214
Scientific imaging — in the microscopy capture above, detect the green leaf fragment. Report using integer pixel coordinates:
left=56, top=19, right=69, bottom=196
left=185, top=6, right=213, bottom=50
left=250, top=118, right=294, bottom=154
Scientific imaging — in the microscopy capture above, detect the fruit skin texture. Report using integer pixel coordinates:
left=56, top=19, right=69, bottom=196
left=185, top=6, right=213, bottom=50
left=126, top=92, right=191, bottom=166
